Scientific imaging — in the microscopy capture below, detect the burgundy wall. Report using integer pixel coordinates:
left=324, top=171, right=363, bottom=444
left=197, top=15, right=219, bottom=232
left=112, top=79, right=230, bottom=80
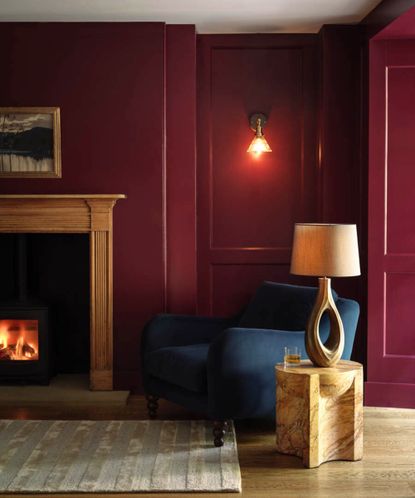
left=318, top=25, right=367, bottom=365
left=319, top=26, right=363, bottom=225
left=0, top=22, right=197, bottom=391
left=166, top=25, right=197, bottom=315
left=0, top=21, right=374, bottom=391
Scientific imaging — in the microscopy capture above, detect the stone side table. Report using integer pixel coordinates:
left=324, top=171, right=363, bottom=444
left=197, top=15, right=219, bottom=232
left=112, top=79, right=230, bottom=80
left=275, top=360, right=363, bottom=468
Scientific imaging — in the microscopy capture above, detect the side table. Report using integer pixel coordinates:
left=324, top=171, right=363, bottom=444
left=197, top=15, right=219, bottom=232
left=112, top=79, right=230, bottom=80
left=275, top=360, right=363, bottom=468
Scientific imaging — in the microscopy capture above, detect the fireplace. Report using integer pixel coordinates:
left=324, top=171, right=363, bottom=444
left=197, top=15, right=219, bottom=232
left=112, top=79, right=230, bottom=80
left=0, top=194, right=124, bottom=390
left=0, top=306, right=49, bottom=383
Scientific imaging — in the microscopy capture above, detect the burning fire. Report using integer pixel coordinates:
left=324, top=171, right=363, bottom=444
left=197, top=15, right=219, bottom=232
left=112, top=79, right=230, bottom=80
left=0, top=320, right=39, bottom=361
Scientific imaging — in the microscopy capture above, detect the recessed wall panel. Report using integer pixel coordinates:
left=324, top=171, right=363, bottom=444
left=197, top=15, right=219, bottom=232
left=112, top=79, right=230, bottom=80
left=197, top=36, right=318, bottom=316
left=386, top=66, right=415, bottom=255
left=385, top=272, right=415, bottom=356
left=211, top=48, right=304, bottom=250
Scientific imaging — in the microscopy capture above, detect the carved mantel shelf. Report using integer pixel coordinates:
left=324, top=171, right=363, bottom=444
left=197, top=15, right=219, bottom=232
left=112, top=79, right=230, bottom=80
left=0, top=194, right=126, bottom=390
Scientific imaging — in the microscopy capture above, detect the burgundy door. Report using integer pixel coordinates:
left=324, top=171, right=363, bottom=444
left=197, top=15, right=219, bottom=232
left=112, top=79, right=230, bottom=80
left=366, top=38, right=415, bottom=408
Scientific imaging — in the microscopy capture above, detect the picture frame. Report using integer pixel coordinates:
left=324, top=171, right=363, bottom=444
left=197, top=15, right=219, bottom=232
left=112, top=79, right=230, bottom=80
left=0, top=107, right=61, bottom=178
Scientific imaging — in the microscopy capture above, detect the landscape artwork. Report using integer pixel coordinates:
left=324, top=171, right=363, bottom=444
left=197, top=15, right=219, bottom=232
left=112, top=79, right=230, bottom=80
left=0, top=107, right=61, bottom=178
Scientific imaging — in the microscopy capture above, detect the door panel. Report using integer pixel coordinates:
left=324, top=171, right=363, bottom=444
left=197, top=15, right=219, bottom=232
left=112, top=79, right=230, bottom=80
left=367, top=40, right=415, bottom=407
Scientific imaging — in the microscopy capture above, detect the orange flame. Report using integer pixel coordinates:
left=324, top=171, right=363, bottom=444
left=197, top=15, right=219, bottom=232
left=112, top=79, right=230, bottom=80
left=0, top=330, right=8, bottom=349
left=0, top=320, right=39, bottom=361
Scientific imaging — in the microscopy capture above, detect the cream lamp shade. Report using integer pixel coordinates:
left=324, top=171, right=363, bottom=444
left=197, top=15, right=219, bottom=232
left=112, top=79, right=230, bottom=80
left=290, top=223, right=360, bottom=278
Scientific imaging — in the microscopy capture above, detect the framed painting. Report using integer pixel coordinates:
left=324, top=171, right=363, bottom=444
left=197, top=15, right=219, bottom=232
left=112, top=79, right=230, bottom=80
left=0, top=107, right=61, bottom=178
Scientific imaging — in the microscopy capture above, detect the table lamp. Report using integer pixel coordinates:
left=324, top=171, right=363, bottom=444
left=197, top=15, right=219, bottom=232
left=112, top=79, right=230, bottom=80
left=290, top=223, right=360, bottom=367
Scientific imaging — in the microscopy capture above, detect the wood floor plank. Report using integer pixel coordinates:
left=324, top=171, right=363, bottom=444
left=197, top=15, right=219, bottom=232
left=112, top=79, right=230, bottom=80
left=0, top=397, right=414, bottom=497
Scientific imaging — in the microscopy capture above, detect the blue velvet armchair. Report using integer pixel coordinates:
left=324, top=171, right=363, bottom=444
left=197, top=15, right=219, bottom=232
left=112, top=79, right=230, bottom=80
left=141, top=282, right=360, bottom=446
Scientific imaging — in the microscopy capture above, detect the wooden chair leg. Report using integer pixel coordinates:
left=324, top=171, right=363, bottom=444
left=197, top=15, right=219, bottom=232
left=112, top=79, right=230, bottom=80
left=146, top=395, right=159, bottom=419
left=213, top=420, right=228, bottom=447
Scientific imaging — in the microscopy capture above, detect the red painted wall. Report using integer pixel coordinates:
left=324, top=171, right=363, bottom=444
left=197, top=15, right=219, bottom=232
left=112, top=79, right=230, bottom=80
left=0, top=22, right=369, bottom=391
left=166, top=25, right=197, bottom=315
left=366, top=37, right=415, bottom=408
left=0, top=22, right=197, bottom=391
left=197, top=35, right=319, bottom=317
left=318, top=26, right=367, bottom=365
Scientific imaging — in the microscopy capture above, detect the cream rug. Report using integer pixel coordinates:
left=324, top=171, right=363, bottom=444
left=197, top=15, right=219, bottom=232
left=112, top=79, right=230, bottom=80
left=0, top=419, right=241, bottom=493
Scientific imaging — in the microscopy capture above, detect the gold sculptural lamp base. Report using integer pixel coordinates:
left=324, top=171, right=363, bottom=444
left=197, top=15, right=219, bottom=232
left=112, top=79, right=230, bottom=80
left=306, top=277, right=344, bottom=367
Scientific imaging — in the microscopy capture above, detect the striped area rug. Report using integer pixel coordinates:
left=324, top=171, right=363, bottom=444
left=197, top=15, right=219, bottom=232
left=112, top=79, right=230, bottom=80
left=0, top=419, right=241, bottom=493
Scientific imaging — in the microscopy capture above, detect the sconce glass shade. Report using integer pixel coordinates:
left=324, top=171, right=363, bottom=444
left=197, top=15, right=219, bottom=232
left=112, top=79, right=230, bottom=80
left=247, top=115, right=272, bottom=154
left=247, top=135, right=272, bottom=154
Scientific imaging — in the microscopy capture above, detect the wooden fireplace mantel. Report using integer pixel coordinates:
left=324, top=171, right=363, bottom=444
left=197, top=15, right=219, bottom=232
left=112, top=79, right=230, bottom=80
left=0, top=194, right=126, bottom=390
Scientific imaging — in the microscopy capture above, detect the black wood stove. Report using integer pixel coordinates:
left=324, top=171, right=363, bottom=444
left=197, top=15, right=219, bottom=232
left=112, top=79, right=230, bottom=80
left=0, top=235, right=50, bottom=384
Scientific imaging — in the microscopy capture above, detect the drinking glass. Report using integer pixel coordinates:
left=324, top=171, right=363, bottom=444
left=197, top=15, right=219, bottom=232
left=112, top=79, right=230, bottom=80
left=284, top=346, right=301, bottom=367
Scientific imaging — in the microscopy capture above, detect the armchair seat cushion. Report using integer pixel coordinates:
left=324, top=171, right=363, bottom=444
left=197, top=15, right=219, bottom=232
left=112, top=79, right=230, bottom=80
left=145, top=343, right=209, bottom=393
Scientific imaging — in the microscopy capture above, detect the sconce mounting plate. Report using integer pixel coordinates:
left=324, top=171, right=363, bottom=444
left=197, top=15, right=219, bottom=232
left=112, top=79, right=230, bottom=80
left=249, top=113, right=268, bottom=131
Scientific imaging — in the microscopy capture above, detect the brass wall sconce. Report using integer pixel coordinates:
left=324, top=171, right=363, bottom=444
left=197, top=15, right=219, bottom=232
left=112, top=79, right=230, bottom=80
left=247, top=113, right=272, bottom=155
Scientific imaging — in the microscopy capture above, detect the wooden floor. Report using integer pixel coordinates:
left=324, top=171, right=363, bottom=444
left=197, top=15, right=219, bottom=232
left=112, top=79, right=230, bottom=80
left=0, top=397, right=414, bottom=498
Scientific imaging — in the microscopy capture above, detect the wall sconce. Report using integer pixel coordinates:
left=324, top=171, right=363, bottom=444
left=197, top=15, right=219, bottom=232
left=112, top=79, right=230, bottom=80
left=247, top=113, right=272, bottom=155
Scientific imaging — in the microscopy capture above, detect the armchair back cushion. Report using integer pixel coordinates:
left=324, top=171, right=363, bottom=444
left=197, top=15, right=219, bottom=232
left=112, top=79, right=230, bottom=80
left=238, top=281, right=338, bottom=331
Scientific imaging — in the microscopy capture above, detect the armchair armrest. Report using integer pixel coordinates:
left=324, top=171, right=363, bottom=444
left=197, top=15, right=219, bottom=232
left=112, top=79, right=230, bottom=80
left=207, top=327, right=305, bottom=420
left=141, top=314, right=236, bottom=354
left=336, top=298, right=360, bottom=359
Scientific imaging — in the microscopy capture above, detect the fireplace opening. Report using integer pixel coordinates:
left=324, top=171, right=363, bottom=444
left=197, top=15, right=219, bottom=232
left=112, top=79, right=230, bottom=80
left=0, top=233, right=89, bottom=384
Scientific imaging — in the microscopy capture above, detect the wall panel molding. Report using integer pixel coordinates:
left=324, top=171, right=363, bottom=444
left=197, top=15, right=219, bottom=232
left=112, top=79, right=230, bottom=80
left=197, top=35, right=318, bottom=316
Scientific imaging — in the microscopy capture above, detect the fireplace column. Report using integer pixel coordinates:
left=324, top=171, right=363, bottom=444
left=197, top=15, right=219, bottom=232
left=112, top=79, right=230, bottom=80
left=88, top=200, right=115, bottom=391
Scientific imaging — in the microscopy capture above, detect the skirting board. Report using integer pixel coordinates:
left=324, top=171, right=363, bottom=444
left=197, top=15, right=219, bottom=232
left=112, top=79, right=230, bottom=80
left=365, top=381, right=415, bottom=409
